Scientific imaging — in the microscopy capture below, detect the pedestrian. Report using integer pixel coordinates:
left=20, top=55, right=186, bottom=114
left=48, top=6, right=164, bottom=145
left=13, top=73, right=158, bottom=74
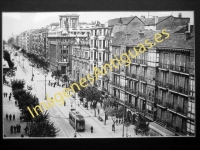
left=9, top=114, right=12, bottom=121
left=97, top=109, right=100, bottom=115
left=14, top=126, right=16, bottom=133
left=21, top=134, right=24, bottom=137
left=6, top=114, right=8, bottom=120
left=10, top=93, right=12, bottom=97
left=11, top=125, right=13, bottom=134
left=24, top=126, right=28, bottom=134
left=49, top=80, right=50, bottom=86
left=13, top=114, right=15, bottom=121
left=9, top=95, right=11, bottom=101
left=64, top=101, right=66, bottom=106
left=112, top=124, right=115, bottom=132
left=3, top=92, right=5, bottom=97
left=116, top=118, right=118, bottom=126
left=119, top=118, right=121, bottom=124
left=15, top=101, right=17, bottom=106
left=90, top=126, right=93, bottom=133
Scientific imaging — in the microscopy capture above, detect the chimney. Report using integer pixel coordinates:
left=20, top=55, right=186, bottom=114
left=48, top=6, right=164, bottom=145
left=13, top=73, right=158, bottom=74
left=155, top=16, right=158, bottom=25
left=185, top=31, right=190, bottom=40
left=139, top=31, right=144, bottom=38
left=178, top=13, right=182, bottom=18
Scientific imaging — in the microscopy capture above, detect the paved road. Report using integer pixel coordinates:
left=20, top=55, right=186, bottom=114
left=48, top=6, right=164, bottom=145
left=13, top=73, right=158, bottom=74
left=13, top=54, right=116, bottom=138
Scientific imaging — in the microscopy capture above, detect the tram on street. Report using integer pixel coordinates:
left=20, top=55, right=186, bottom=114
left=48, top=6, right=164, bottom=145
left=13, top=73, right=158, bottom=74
left=69, top=108, right=85, bottom=131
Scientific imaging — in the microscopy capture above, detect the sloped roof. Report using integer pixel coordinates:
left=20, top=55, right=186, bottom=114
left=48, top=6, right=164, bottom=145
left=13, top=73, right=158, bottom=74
left=108, top=16, right=139, bottom=26
left=50, top=22, right=59, bottom=26
left=111, top=28, right=194, bottom=49
left=142, top=16, right=171, bottom=26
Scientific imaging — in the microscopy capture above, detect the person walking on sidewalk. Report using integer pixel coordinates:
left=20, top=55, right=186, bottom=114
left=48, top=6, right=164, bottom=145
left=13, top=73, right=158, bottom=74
left=14, top=126, right=16, bottom=134
left=9, top=95, right=11, bottom=101
left=9, top=114, right=12, bottom=121
left=97, top=108, right=100, bottom=116
left=112, top=124, right=115, bottom=132
left=116, top=118, right=118, bottom=126
left=6, top=114, right=8, bottom=120
left=90, top=126, right=93, bottom=133
left=13, top=114, right=15, bottom=121
left=19, top=124, right=21, bottom=133
left=3, top=92, right=5, bottom=97
left=11, top=125, right=13, bottom=134
left=15, top=101, right=17, bottom=106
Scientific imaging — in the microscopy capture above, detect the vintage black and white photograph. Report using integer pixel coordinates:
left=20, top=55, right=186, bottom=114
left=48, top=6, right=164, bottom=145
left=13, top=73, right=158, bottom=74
left=2, top=11, right=195, bottom=138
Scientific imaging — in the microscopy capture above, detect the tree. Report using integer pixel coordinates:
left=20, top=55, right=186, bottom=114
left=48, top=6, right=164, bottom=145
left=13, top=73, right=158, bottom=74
left=106, top=105, right=124, bottom=125
left=29, top=111, right=60, bottom=137
left=3, top=50, right=14, bottom=68
left=78, top=86, right=86, bottom=103
left=85, top=86, right=101, bottom=117
left=7, top=37, right=15, bottom=45
left=11, top=79, right=26, bottom=92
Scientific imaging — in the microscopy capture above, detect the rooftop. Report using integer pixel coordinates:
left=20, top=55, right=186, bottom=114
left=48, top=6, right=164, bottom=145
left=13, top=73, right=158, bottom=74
left=111, top=27, right=194, bottom=49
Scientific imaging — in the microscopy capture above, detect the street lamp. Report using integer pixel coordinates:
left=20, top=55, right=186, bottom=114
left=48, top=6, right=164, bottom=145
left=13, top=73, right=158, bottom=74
left=44, top=73, right=47, bottom=100
left=31, top=60, right=34, bottom=81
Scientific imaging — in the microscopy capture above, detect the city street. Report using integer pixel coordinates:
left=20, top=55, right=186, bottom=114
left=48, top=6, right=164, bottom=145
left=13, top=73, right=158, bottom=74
left=3, top=52, right=138, bottom=138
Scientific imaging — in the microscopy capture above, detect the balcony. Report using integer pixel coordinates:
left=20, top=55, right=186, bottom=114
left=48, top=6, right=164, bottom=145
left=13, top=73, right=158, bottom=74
left=137, top=75, right=147, bottom=83
left=159, top=63, right=169, bottom=70
left=155, top=80, right=169, bottom=89
left=131, top=58, right=139, bottom=65
left=155, top=98, right=167, bottom=107
left=102, top=74, right=110, bottom=81
left=126, top=72, right=138, bottom=80
left=103, top=60, right=109, bottom=64
left=111, top=81, right=120, bottom=87
left=166, top=103, right=178, bottom=112
left=168, top=84, right=189, bottom=95
left=126, top=87, right=138, bottom=96
left=169, top=64, right=189, bottom=74
left=138, top=92, right=146, bottom=99
left=176, top=106, right=187, bottom=116
left=112, top=68, right=120, bottom=74
left=137, top=59, right=148, bottom=65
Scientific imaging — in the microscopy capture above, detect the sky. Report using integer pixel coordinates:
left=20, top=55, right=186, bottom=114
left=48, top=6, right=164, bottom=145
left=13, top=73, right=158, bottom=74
left=2, top=11, right=194, bottom=41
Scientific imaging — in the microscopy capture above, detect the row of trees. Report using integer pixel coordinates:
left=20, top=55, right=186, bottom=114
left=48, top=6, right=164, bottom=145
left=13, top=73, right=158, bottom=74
left=77, top=84, right=150, bottom=135
left=3, top=50, right=14, bottom=68
left=11, top=79, right=59, bottom=137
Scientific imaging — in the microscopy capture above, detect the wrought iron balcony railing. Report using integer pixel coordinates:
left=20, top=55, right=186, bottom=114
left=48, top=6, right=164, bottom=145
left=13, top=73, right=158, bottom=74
left=168, top=84, right=189, bottom=95
left=138, top=92, right=146, bottom=99
left=155, top=80, right=169, bottom=89
left=159, top=63, right=170, bottom=70
left=169, top=64, right=189, bottom=73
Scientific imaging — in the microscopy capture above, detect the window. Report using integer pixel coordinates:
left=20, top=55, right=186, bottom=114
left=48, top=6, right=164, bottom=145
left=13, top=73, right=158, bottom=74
left=99, top=53, right=101, bottom=61
left=99, top=29, right=102, bottom=36
left=187, top=120, right=194, bottom=134
left=188, top=101, right=195, bottom=116
left=99, top=40, right=102, bottom=48
left=91, top=52, right=93, bottom=59
left=91, top=40, right=93, bottom=47
left=190, top=79, right=195, bottom=97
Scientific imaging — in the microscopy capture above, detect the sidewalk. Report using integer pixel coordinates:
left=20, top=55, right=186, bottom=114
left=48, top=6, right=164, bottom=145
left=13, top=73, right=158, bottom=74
left=3, top=85, right=28, bottom=138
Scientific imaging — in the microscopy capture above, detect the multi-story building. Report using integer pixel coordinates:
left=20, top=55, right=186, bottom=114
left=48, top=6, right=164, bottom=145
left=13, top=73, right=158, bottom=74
left=108, top=14, right=194, bottom=136
left=48, top=14, right=90, bottom=78
left=89, top=24, right=111, bottom=96
left=71, top=37, right=90, bottom=82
